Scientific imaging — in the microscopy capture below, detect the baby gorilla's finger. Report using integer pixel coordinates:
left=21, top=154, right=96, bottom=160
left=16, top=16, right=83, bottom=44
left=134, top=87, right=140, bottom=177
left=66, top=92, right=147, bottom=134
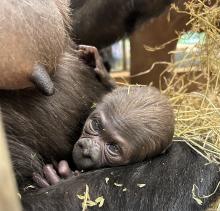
left=43, top=164, right=60, bottom=185
left=58, top=160, right=72, bottom=178
left=78, top=45, right=96, bottom=67
left=78, top=45, right=115, bottom=90
left=32, top=172, right=50, bottom=188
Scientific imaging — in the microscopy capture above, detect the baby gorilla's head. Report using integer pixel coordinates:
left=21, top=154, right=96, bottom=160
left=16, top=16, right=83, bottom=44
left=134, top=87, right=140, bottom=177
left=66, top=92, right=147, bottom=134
left=72, top=86, right=175, bottom=170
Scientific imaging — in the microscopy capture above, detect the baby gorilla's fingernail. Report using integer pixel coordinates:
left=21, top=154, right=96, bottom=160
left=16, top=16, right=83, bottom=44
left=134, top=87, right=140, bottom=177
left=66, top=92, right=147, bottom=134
left=58, top=160, right=71, bottom=178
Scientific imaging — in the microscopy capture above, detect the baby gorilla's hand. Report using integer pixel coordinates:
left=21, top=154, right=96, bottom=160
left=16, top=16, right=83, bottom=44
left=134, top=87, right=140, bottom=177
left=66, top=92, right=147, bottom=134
left=77, top=45, right=116, bottom=90
left=32, top=160, right=80, bottom=188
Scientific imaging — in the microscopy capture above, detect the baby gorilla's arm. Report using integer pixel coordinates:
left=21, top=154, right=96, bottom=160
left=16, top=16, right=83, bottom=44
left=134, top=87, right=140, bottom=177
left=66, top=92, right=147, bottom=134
left=32, top=161, right=79, bottom=188
left=77, top=45, right=117, bottom=90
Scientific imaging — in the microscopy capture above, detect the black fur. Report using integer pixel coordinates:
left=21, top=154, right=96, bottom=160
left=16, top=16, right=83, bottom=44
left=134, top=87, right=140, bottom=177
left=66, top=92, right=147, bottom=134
left=22, top=142, right=220, bottom=211
left=71, top=0, right=174, bottom=48
left=0, top=46, right=109, bottom=190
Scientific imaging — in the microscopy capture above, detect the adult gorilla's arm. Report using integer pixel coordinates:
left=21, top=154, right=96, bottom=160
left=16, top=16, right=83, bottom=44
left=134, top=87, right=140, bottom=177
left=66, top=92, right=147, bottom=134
left=22, top=142, right=220, bottom=211
left=70, top=0, right=174, bottom=48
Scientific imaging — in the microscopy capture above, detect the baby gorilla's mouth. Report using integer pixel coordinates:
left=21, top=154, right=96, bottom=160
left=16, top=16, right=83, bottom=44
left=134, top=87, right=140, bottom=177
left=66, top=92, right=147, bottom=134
left=72, top=142, right=97, bottom=170
left=81, top=148, right=91, bottom=157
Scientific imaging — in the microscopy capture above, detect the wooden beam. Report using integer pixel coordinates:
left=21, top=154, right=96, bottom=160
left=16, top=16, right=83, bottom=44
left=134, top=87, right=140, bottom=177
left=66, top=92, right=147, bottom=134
left=0, top=113, right=21, bottom=211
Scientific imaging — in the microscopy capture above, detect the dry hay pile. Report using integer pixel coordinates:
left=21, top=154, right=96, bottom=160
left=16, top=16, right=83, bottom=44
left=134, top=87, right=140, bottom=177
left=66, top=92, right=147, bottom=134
left=158, top=0, right=220, bottom=165
left=157, top=1, right=220, bottom=206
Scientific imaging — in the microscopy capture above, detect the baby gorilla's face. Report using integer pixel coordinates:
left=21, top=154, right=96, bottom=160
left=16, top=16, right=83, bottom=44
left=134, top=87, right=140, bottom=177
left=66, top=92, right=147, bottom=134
left=72, top=110, right=143, bottom=170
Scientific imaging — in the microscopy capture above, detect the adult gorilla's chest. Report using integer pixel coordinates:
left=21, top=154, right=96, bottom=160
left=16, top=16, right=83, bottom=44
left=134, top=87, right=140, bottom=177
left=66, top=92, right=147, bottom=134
left=0, top=51, right=108, bottom=162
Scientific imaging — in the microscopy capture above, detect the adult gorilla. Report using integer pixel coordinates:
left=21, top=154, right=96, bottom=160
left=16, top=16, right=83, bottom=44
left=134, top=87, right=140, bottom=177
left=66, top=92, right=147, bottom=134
left=2, top=43, right=219, bottom=211
left=0, top=0, right=219, bottom=210
left=70, top=0, right=174, bottom=48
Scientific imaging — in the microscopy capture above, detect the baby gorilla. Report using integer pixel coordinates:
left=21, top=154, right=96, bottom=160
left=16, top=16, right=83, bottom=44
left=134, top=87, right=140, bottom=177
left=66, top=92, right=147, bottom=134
left=33, top=45, right=175, bottom=186
left=73, top=85, right=174, bottom=170
left=73, top=45, right=175, bottom=170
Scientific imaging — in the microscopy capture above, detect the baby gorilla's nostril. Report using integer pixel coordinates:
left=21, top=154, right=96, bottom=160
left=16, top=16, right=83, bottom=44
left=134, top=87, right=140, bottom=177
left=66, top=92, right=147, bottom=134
left=77, top=141, right=83, bottom=149
left=76, top=139, right=92, bottom=158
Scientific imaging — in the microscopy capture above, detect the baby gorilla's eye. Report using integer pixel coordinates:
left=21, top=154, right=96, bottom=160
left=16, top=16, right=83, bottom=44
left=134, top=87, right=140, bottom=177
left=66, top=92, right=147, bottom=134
left=90, top=118, right=103, bottom=132
left=107, top=143, right=120, bottom=154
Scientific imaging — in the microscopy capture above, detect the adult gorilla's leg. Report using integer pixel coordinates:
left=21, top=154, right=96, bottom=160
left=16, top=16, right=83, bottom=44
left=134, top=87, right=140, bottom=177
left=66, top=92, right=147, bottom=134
left=22, top=142, right=220, bottom=211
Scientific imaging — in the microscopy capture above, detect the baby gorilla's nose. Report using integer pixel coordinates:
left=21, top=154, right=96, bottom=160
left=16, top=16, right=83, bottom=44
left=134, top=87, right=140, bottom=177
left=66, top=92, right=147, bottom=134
left=82, top=149, right=90, bottom=157
left=77, top=138, right=88, bottom=148
left=77, top=140, right=84, bottom=149
left=76, top=138, right=92, bottom=157
left=73, top=137, right=103, bottom=170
